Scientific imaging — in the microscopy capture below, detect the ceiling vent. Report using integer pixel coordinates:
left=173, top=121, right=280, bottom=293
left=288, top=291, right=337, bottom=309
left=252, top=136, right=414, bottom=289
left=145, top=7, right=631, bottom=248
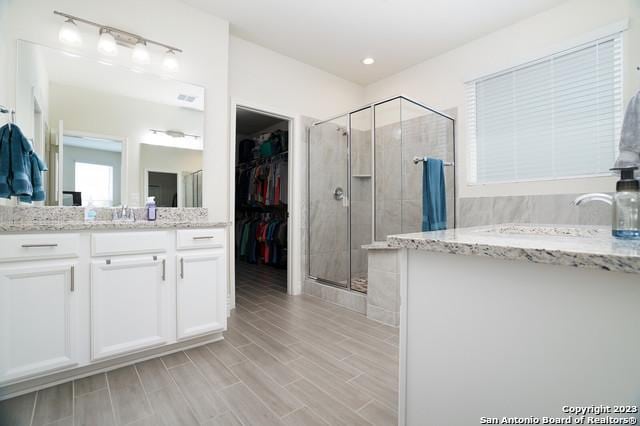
left=177, top=94, right=197, bottom=103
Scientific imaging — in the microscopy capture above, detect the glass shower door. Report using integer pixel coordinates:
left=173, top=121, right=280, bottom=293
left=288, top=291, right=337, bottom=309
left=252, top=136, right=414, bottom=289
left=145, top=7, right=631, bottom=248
left=349, top=107, right=373, bottom=293
left=308, top=116, right=350, bottom=287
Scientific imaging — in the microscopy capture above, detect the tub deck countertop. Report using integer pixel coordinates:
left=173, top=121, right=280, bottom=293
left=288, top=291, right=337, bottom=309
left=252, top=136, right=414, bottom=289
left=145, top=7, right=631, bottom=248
left=388, top=224, right=640, bottom=274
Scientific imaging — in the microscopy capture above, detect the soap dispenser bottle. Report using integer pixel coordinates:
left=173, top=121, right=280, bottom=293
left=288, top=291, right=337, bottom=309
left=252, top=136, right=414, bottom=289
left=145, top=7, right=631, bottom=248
left=146, top=196, right=157, bottom=221
left=611, top=166, right=640, bottom=239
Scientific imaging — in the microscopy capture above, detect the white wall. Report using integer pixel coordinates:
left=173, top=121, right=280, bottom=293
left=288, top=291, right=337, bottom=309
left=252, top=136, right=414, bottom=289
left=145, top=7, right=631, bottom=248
left=0, top=0, right=12, bottom=206
left=4, top=0, right=229, bottom=219
left=49, top=83, right=203, bottom=206
left=0, top=0, right=10, bottom=111
left=229, top=36, right=364, bottom=120
left=15, top=41, right=49, bottom=143
left=365, top=0, right=638, bottom=198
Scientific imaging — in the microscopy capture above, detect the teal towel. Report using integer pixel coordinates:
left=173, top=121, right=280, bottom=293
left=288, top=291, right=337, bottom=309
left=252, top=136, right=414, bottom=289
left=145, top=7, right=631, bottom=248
left=8, top=124, right=33, bottom=196
left=422, top=158, right=447, bottom=231
left=19, top=152, right=48, bottom=203
left=0, top=124, right=48, bottom=202
left=0, top=126, right=10, bottom=198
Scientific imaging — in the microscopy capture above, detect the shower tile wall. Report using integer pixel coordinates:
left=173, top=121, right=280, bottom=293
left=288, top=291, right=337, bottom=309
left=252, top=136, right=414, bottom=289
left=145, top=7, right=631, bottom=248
left=458, top=193, right=611, bottom=227
left=375, top=110, right=456, bottom=240
left=350, top=127, right=372, bottom=279
left=308, top=121, right=350, bottom=284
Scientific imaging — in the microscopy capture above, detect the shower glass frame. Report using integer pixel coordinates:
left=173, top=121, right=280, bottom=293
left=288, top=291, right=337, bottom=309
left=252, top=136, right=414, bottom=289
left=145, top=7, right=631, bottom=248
left=307, top=95, right=456, bottom=292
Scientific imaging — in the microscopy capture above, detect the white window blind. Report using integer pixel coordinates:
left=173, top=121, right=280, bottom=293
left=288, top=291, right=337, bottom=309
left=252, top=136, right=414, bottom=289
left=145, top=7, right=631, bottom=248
left=467, top=32, right=624, bottom=184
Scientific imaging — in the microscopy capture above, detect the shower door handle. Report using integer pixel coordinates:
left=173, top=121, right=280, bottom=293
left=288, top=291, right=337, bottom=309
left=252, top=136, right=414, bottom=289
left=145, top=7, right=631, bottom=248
left=333, top=187, right=344, bottom=201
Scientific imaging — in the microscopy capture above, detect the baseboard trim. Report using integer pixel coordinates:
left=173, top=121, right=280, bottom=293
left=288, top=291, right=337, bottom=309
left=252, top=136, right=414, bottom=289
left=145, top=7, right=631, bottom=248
left=0, top=332, right=224, bottom=401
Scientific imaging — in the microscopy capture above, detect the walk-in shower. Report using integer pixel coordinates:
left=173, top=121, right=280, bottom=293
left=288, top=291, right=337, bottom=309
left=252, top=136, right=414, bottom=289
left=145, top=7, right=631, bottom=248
left=308, top=96, right=456, bottom=293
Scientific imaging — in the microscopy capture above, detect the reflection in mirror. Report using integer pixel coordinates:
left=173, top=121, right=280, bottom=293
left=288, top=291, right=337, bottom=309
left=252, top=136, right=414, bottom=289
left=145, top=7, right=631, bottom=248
left=63, top=135, right=122, bottom=206
left=148, top=171, right=178, bottom=207
left=16, top=39, right=205, bottom=207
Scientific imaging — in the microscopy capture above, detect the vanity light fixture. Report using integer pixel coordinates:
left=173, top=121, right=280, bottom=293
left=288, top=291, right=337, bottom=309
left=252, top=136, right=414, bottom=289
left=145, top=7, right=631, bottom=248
left=54, top=10, right=182, bottom=71
left=150, top=129, right=200, bottom=139
left=58, top=18, right=82, bottom=47
left=97, top=29, right=118, bottom=56
left=362, top=57, right=375, bottom=65
left=163, top=50, right=180, bottom=72
left=132, top=40, right=151, bottom=65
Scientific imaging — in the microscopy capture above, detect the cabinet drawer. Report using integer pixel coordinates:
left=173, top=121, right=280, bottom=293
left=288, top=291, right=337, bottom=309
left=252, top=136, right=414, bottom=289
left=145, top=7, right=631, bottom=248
left=92, top=231, right=168, bottom=257
left=176, top=229, right=224, bottom=250
left=0, top=233, right=80, bottom=262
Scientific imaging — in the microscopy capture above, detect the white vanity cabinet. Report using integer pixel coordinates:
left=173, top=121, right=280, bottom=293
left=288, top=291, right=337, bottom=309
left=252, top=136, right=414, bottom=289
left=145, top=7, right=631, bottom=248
left=0, top=226, right=228, bottom=395
left=0, top=261, right=78, bottom=384
left=176, top=229, right=226, bottom=340
left=176, top=251, right=226, bottom=339
left=0, top=234, right=80, bottom=385
left=90, top=255, right=169, bottom=360
left=90, top=231, right=171, bottom=360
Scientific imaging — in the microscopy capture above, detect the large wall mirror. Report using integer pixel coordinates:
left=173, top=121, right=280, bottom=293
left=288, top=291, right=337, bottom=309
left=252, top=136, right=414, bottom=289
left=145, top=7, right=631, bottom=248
left=16, top=39, right=205, bottom=208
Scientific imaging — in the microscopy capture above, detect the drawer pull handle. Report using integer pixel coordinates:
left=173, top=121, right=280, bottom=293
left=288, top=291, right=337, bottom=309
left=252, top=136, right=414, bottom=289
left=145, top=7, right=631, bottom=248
left=192, top=236, right=214, bottom=240
left=21, top=243, right=58, bottom=248
left=70, top=265, right=75, bottom=292
left=180, top=257, right=184, bottom=279
left=162, top=259, right=166, bottom=281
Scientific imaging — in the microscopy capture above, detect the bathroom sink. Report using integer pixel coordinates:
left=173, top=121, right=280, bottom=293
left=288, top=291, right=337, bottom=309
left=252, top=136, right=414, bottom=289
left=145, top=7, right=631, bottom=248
left=475, top=224, right=610, bottom=238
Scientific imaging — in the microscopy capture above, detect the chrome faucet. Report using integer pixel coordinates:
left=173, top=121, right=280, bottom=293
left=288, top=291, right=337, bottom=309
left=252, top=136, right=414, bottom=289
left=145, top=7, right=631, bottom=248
left=112, top=204, right=135, bottom=221
left=573, top=193, right=613, bottom=206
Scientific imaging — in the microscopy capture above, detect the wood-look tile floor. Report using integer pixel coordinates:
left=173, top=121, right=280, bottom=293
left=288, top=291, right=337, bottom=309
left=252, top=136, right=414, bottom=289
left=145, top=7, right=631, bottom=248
left=0, top=262, right=399, bottom=426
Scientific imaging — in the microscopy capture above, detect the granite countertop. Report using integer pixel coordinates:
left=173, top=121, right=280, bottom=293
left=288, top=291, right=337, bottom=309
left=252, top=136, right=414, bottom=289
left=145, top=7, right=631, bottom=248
left=387, top=224, right=640, bottom=274
left=361, top=241, right=398, bottom=250
left=0, top=220, right=231, bottom=232
left=0, top=206, right=230, bottom=232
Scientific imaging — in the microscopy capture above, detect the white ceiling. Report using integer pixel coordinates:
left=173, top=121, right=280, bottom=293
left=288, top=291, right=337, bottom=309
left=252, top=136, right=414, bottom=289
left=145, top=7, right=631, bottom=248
left=182, top=0, right=568, bottom=85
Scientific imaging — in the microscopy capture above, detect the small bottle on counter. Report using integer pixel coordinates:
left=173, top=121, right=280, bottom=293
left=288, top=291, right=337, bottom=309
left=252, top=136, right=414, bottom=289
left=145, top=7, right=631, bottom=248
left=146, top=196, right=157, bottom=221
left=611, top=166, right=640, bottom=239
left=84, top=199, right=97, bottom=222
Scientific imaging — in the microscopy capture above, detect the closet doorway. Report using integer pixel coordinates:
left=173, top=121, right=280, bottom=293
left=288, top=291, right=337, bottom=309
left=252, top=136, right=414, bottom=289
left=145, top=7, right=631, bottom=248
left=232, top=106, right=291, bottom=303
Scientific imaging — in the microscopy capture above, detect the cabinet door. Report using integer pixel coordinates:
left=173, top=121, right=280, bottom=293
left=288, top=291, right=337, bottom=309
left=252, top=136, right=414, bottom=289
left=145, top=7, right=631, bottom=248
left=0, top=261, right=77, bottom=384
left=91, top=256, right=168, bottom=360
left=177, top=250, right=226, bottom=339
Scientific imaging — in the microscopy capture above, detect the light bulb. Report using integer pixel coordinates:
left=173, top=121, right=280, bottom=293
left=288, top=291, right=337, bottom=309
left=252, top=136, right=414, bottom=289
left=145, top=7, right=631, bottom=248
left=58, top=19, right=82, bottom=46
left=132, top=41, right=150, bottom=65
left=162, top=50, right=179, bottom=72
left=97, top=30, right=118, bottom=56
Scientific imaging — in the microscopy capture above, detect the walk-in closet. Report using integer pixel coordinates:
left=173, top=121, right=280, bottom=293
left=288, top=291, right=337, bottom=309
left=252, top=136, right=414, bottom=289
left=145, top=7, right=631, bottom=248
left=234, top=108, right=289, bottom=296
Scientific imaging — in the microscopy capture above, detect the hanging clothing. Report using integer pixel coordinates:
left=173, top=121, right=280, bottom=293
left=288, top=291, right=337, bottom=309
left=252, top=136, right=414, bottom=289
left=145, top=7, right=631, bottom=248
left=235, top=129, right=288, bottom=268
left=235, top=215, right=287, bottom=268
left=236, top=158, right=288, bottom=207
left=238, top=139, right=256, bottom=163
left=0, top=123, right=48, bottom=202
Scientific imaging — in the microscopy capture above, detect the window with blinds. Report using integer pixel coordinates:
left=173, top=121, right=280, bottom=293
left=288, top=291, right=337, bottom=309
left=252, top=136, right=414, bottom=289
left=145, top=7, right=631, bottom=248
left=467, top=33, right=624, bottom=184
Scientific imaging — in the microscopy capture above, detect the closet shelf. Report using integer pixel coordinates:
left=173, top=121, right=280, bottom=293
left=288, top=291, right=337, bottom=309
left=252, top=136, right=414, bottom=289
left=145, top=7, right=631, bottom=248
left=236, top=151, right=288, bottom=169
left=237, top=204, right=288, bottom=212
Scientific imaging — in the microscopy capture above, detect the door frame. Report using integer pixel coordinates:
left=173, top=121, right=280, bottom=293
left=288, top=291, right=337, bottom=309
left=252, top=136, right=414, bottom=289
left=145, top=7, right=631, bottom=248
left=143, top=169, right=183, bottom=208
left=228, top=98, right=302, bottom=312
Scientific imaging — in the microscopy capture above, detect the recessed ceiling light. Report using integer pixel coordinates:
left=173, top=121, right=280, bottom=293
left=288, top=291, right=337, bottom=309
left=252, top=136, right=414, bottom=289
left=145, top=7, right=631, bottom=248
left=362, top=57, right=375, bottom=65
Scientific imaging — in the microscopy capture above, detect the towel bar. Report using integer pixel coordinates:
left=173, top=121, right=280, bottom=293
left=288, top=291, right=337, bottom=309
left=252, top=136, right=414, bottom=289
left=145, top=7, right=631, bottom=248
left=412, top=156, right=454, bottom=166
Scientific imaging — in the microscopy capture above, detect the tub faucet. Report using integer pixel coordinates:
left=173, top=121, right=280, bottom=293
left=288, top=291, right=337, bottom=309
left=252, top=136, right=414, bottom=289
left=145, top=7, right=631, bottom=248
left=573, top=193, right=613, bottom=206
